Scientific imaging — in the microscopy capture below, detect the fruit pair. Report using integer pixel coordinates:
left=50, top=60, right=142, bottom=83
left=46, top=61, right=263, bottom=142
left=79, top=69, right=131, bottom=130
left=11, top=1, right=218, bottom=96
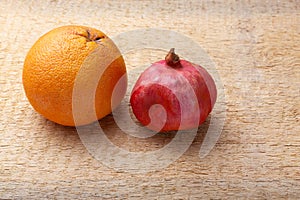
left=23, top=25, right=217, bottom=132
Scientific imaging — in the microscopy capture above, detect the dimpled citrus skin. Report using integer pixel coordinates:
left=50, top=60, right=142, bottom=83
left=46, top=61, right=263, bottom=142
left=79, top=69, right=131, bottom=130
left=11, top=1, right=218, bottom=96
left=23, top=25, right=127, bottom=126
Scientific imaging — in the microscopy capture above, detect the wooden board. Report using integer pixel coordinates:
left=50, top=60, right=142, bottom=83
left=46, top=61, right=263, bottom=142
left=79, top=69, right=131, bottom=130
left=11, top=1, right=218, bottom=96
left=0, top=0, right=299, bottom=199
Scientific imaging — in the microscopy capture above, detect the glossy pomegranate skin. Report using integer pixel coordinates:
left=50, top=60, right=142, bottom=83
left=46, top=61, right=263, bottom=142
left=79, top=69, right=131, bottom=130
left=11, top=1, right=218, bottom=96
left=130, top=58, right=217, bottom=132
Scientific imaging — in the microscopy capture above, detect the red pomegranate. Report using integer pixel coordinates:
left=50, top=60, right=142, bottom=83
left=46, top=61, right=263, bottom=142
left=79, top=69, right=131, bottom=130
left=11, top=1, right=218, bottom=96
left=130, top=48, right=217, bottom=132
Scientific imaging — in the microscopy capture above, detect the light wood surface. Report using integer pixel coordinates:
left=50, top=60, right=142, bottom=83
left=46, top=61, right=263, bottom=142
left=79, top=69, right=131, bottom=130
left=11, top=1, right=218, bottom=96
left=1, top=0, right=299, bottom=199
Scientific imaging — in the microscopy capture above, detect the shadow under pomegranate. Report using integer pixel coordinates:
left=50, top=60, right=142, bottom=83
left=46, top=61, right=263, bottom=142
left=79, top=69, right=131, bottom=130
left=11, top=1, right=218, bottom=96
left=98, top=111, right=211, bottom=154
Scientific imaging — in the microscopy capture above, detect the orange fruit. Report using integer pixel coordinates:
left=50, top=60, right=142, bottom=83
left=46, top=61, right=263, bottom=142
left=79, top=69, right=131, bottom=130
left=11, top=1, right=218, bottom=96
left=23, top=25, right=127, bottom=126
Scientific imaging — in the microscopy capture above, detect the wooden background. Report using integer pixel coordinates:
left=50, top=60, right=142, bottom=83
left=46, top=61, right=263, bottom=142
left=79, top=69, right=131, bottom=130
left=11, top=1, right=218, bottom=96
left=0, top=0, right=299, bottom=199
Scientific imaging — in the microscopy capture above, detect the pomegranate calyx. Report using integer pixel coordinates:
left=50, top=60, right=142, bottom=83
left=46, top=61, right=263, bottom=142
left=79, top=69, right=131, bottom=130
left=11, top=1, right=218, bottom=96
left=165, top=48, right=181, bottom=67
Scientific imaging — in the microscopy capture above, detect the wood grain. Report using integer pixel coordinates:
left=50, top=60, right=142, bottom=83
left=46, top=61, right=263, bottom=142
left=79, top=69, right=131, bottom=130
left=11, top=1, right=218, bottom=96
left=0, top=0, right=299, bottom=199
